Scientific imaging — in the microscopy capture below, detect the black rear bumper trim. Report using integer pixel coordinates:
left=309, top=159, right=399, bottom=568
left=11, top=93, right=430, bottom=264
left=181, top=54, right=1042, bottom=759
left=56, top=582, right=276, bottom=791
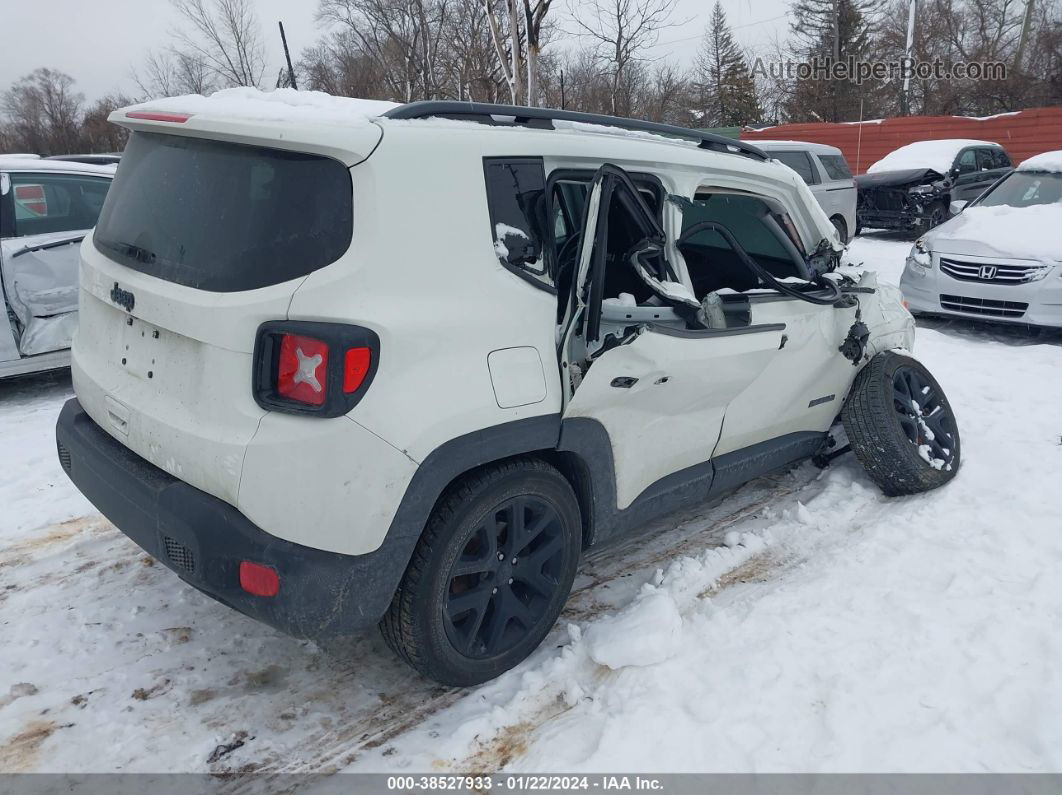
left=54, top=398, right=409, bottom=638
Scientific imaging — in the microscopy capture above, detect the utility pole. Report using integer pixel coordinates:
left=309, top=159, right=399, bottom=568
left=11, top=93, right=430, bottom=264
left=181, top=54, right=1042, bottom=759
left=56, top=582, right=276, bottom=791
left=834, top=0, right=841, bottom=62
left=1015, top=0, right=1035, bottom=70
left=901, top=0, right=917, bottom=115
left=279, top=21, right=298, bottom=90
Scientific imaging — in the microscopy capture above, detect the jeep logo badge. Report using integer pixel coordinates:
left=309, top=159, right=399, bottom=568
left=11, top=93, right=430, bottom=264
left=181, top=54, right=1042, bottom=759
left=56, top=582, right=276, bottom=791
left=979, top=265, right=998, bottom=280
left=110, top=282, right=135, bottom=312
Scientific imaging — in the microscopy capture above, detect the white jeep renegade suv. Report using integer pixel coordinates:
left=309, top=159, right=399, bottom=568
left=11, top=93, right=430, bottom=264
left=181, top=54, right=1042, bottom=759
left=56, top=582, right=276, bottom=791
left=56, top=91, right=960, bottom=686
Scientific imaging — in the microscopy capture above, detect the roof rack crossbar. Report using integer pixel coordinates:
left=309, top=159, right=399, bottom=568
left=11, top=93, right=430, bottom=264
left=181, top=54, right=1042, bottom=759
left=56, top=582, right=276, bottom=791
left=382, top=101, right=768, bottom=161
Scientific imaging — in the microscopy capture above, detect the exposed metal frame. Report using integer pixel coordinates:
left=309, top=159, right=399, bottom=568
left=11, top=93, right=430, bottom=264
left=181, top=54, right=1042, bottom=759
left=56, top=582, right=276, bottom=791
left=382, top=101, right=769, bottom=162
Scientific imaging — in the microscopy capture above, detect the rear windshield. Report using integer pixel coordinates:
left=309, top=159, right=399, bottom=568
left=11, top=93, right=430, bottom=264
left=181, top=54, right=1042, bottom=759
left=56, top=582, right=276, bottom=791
left=94, top=132, right=352, bottom=292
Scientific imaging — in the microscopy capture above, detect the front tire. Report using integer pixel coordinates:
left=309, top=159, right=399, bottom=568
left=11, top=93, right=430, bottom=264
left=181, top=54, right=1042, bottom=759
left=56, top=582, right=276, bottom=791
left=381, top=458, right=582, bottom=687
left=842, top=352, right=960, bottom=496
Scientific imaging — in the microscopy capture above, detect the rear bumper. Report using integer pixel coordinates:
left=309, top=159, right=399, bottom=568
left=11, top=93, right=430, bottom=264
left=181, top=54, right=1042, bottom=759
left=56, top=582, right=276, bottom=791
left=55, top=398, right=407, bottom=638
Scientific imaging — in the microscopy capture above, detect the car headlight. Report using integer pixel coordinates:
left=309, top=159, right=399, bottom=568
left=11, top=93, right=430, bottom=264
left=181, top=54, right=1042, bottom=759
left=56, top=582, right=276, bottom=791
left=906, top=239, right=932, bottom=271
left=908, top=184, right=937, bottom=195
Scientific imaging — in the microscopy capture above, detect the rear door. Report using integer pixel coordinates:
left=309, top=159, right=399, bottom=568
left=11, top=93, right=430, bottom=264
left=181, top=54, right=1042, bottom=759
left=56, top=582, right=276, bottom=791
left=560, top=165, right=784, bottom=509
left=74, top=130, right=356, bottom=506
left=814, top=152, right=857, bottom=238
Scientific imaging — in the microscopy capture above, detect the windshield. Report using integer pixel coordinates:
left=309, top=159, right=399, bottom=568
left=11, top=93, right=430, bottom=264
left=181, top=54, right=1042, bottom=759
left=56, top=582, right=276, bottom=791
left=976, top=171, right=1062, bottom=209
left=94, top=131, right=352, bottom=292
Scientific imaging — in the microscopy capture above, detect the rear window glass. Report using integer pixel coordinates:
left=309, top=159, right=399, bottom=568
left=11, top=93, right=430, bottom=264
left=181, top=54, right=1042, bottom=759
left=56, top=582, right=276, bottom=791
left=818, top=154, right=852, bottom=180
left=94, top=132, right=352, bottom=292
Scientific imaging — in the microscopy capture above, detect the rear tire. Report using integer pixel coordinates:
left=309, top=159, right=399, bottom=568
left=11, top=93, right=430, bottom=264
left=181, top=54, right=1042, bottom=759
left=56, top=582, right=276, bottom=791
left=380, top=458, right=581, bottom=687
left=842, top=352, right=960, bottom=496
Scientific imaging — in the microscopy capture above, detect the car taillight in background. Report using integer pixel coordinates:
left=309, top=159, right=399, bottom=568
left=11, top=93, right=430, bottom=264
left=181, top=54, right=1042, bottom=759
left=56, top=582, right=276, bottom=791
left=253, top=321, right=379, bottom=417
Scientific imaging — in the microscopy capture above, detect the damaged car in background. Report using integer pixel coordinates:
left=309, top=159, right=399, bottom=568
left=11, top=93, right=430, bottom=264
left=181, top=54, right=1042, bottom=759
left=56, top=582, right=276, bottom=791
left=900, top=150, right=1062, bottom=328
left=856, top=139, right=1012, bottom=234
left=1, top=158, right=114, bottom=379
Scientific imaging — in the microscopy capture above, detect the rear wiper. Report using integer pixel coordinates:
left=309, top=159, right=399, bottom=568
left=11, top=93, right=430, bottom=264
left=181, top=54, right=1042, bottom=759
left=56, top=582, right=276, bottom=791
left=11, top=234, right=86, bottom=259
left=100, top=240, right=157, bottom=264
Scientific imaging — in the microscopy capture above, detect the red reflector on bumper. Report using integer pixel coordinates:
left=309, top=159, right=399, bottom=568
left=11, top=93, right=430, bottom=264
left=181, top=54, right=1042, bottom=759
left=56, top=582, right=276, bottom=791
left=239, top=562, right=279, bottom=597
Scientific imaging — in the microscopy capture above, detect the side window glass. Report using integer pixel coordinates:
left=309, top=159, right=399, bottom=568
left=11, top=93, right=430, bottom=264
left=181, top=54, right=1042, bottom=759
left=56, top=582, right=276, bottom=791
left=976, top=149, right=996, bottom=171
left=819, top=154, right=852, bottom=180
left=483, top=157, right=550, bottom=288
left=678, top=192, right=804, bottom=298
left=955, top=149, right=977, bottom=174
left=9, top=173, right=112, bottom=237
left=993, top=149, right=1011, bottom=169
left=772, top=151, right=818, bottom=185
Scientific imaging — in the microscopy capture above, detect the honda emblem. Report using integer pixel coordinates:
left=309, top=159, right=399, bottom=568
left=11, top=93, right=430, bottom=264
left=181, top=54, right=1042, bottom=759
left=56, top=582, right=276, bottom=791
left=979, top=265, right=998, bottom=280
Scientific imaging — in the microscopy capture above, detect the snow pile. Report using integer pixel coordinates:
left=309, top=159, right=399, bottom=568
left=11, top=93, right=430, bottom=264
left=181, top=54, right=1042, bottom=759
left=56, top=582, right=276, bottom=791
left=118, top=88, right=398, bottom=127
left=943, top=204, right=1062, bottom=260
left=1018, top=150, right=1062, bottom=173
left=584, top=590, right=683, bottom=669
left=866, top=139, right=996, bottom=175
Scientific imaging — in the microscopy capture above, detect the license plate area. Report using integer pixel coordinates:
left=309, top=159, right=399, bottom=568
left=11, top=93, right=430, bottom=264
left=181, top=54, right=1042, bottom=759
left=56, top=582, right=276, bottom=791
left=119, top=315, right=163, bottom=382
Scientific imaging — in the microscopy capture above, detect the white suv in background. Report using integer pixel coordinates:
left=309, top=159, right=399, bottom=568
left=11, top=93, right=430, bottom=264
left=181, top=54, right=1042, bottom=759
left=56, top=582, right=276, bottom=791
left=56, top=91, right=960, bottom=686
left=753, top=140, right=857, bottom=243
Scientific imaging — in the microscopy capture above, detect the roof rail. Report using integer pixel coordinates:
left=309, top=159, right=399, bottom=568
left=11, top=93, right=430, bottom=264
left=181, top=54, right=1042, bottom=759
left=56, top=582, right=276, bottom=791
left=382, top=101, right=769, bottom=161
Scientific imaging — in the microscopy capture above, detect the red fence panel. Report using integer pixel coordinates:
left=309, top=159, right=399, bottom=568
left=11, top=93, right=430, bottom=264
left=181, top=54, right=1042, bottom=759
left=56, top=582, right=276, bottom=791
left=741, top=107, right=1062, bottom=174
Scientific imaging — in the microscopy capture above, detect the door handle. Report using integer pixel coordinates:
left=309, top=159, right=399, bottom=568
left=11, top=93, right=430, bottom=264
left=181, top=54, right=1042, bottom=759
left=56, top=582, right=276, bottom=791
left=610, top=376, right=639, bottom=389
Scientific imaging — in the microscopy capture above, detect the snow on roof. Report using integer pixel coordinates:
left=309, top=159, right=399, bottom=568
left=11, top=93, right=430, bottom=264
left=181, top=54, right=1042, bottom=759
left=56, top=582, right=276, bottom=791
left=1017, top=150, right=1062, bottom=173
left=866, top=139, right=998, bottom=176
left=0, top=158, right=116, bottom=175
left=119, top=88, right=399, bottom=127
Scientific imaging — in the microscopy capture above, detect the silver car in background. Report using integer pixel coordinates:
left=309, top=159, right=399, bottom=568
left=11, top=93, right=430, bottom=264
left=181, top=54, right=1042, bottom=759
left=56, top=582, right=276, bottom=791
left=753, top=140, right=858, bottom=244
left=1, top=158, right=115, bottom=378
left=900, top=151, right=1062, bottom=328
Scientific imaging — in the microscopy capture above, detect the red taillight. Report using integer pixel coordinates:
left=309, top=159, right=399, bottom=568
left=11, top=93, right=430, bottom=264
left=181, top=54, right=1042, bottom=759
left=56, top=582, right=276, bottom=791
left=239, top=562, right=279, bottom=597
left=276, top=333, right=329, bottom=406
left=126, top=110, right=192, bottom=123
left=254, top=322, right=379, bottom=417
left=343, top=347, right=372, bottom=393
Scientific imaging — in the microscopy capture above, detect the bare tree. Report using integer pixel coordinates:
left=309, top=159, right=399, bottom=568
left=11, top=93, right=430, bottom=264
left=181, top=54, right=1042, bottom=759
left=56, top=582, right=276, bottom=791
left=522, top=0, right=554, bottom=105
left=171, top=0, right=266, bottom=88
left=318, top=0, right=451, bottom=102
left=567, top=0, right=685, bottom=115
left=484, top=0, right=526, bottom=103
left=133, top=50, right=215, bottom=98
left=81, top=93, right=134, bottom=152
left=1, top=68, right=84, bottom=155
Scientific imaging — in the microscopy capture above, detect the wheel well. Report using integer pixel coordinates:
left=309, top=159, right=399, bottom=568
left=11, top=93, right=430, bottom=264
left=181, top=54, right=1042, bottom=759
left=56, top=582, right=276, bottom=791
left=426, top=450, right=596, bottom=550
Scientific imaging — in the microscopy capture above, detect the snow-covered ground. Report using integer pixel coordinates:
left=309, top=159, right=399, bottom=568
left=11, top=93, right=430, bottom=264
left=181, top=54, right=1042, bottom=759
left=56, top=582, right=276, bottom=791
left=2, top=233, right=1061, bottom=773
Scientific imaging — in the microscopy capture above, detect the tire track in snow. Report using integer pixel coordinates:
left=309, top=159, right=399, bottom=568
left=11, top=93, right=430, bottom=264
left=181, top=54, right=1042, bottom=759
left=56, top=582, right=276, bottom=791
left=230, top=470, right=812, bottom=779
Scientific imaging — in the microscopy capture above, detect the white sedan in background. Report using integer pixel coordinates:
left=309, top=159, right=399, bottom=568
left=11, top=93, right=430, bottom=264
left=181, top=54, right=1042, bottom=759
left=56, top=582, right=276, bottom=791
left=1, top=158, right=115, bottom=379
left=900, top=151, right=1062, bottom=328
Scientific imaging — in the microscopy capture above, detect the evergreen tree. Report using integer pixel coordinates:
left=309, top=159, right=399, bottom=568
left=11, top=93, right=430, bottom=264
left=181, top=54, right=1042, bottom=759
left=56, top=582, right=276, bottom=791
left=695, top=2, right=763, bottom=127
left=784, top=0, right=884, bottom=122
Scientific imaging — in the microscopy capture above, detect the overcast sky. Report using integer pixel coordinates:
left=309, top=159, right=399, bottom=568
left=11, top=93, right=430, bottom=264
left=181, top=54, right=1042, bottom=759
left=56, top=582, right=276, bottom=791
left=1, top=0, right=790, bottom=102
